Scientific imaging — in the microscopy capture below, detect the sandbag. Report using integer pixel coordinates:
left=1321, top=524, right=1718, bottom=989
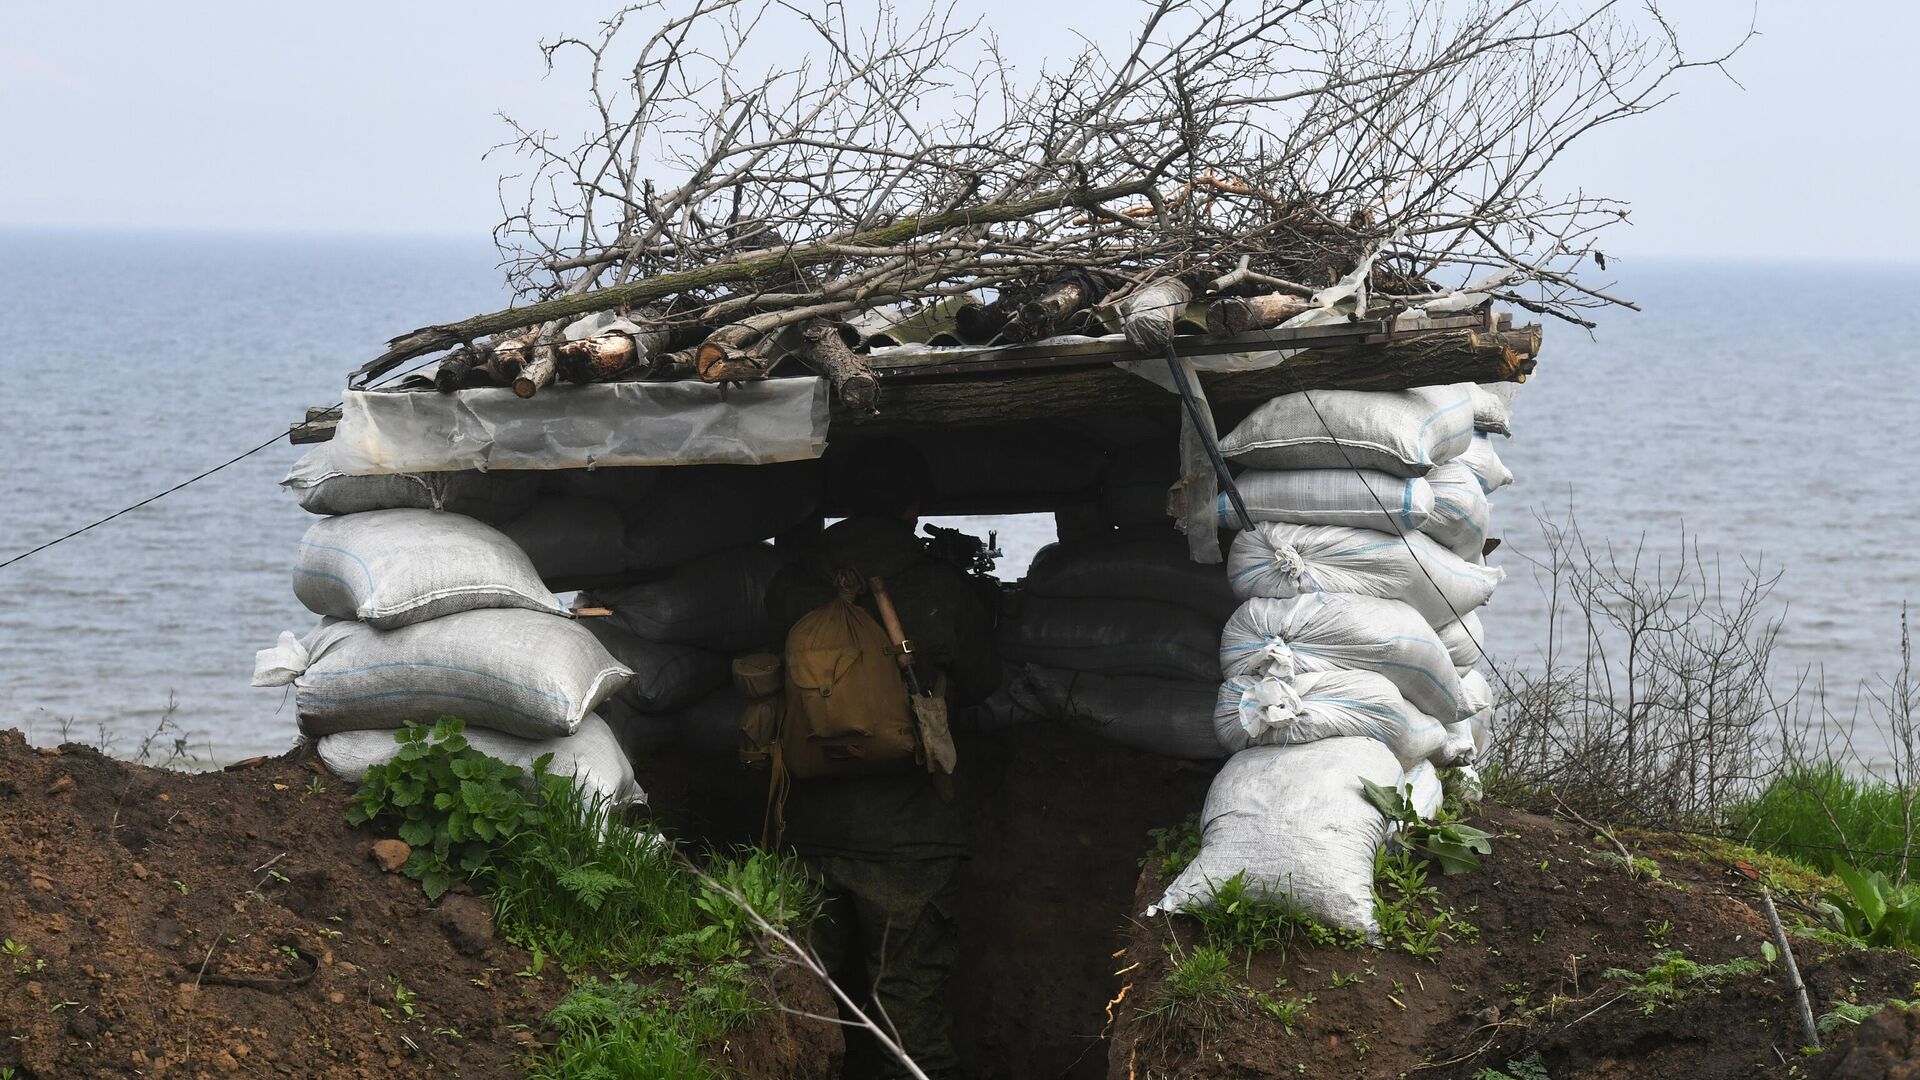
left=1460, top=668, right=1495, bottom=719
left=1155, top=738, right=1401, bottom=936
left=313, top=713, right=644, bottom=808
left=666, top=688, right=749, bottom=759
left=1025, top=534, right=1238, bottom=623
left=623, top=463, right=820, bottom=570
left=253, top=610, right=631, bottom=740
left=541, top=465, right=665, bottom=506
left=1226, top=522, right=1502, bottom=628
left=1019, top=667, right=1224, bottom=760
left=598, top=696, right=679, bottom=756
left=282, top=443, right=540, bottom=523
left=1213, top=670, right=1448, bottom=767
left=1001, top=596, right=1221, bottom=683
left=1438, top=611, right=1488, bottom=671
left=498, top=496, right=630, bottom=583
left=584, top=543, right=793, bottom=652
left=1420, top=462, right=1492, bottom=562
left=1471, top=382, right=1521, bottom=436
left=1455, top=434, right=1513, bottom=495
left=906, top=427, right=1108, bottom=502
left=293, top=509, right=563, bottom=630
left=1404, top=760, right=1445, bottom=818
left=1220, top=593, right=1466, bottom=721
left=1218, top=384, right=1475, bottom=477
left=1221, top=470, right=1434, bottom=536
left=579, top=619, right=730, bottom=713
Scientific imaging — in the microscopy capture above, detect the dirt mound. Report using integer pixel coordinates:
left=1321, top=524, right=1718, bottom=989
left=1815, top=1003, right=1920, bottom=1080
left=1109, top=805, right=1920, bottom=1080
left=0, top=730, right=837, bottom=1079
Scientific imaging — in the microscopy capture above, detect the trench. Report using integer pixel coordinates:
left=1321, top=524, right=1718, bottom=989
left=631, top=723, right=1216, bottom=1079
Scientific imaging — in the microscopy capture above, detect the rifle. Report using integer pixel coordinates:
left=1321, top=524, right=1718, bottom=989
left=867, top=577, right=959, bottom=786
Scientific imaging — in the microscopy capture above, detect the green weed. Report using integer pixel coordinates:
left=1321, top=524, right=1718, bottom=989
left=1374, top=851, right=1477, bottom=960
left=1138, top=942, right=1249, bottom=1043
left=1143, top=814, right=1203, bottom=879
left=528, top=978, right=721, bottom=1080
left=1817, top=996, right=1916, bottom=1033
left=1604, top=950, right=1761, bottom=1015
left=1364, top=778, right=1493, bottom=874
left=1188, top=871, right=1356, bottom=955
left=1473, top=1050, right=1550, bottom=1080
left=1820, top=861, right=1920, bottom=951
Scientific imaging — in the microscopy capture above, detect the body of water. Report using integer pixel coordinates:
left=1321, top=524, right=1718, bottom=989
left=1, top=231, right=1914, bottom=761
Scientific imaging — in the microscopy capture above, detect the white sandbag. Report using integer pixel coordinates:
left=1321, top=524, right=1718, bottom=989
left=1222, top=470, right=1434, bottom=535
left=253, top=610, right=631, bottom=739
left=1437, top=611, right=1488, bottom=671
left=1403, top=760, right=1445, bottom=819
left=1218, top=384, right=1475, bottom=477
left=1019, top=667, right=1224, bottom=760
left=1226, top=522, right=1502, bottom=628
left=1025, top=534, right=1239, bottom=622
left=1001, top=597, right=1221, bottom=683
left=1213, top=671, right=1448, bottom=767
left=498, top=496, right=630, bottom=583
left=282, top=443, right=539, bottom=523
left=623, top=463, right=819, bottom=570
left=1155, top=738, right=1400, bottom=936
left=293, top=509, right=563, bottom=630
left=1455, top=434, right=1513, bottom=495
left=1219, top=593, right=1467, bottom=721
left=1472, top=382, right=1521, bottom=435
left=579, top=618, right=730, bottom=713
left=314, top=713, right=644, bottom=808
left=585, top=544, right=793, bottom=652
left=1460, top=668, right=1495, bottom=719
left=1419, top=462, right=1492, bottom=562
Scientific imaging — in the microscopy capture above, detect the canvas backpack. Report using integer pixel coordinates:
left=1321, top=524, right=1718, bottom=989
left=774, top=572, right=921, bottom=780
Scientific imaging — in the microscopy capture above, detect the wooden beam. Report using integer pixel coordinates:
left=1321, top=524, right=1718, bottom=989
left=834, top=326, right=1540, bottom=431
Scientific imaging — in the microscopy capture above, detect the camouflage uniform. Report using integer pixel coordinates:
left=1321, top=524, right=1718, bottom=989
left=766, top=516, right=998, bottom=1079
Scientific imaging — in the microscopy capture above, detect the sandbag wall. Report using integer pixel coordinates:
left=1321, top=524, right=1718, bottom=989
left=1126, top=380, right=1520, bottom=937
left=261, top=444, right=824, bottom=798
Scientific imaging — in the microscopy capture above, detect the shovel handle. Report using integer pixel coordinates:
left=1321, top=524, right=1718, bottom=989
left=866, top=577, right=914, bottom=667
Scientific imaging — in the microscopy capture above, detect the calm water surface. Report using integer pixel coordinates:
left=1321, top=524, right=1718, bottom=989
left=1, top=232, right=1914, bottom=761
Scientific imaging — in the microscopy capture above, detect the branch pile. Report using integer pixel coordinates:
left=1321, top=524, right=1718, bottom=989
left=354, top=0, right=1741, bottom=394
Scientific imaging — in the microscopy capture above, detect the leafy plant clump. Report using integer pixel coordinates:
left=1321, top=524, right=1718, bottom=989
left=1604, top=950, right=1761, bottom=1015
left=1817, top=996, right=1917, bottom=1034
left=1138, top=942, right=1251, bottom=1045
left=1731, top=765, right=1920, bottom=883
left=1364, top=778, right=1494, bottom=875
left=1190, top=871, right=1362, bottom=956
left=1821, top=861, right=1920, bottom=951
left=1473, top=1050, right=1551, bottom=1080
left=346, top=716, right=554, bottom=899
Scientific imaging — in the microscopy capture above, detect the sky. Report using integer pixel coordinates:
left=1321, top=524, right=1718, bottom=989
left=0, top=1, right=1912, bottom=262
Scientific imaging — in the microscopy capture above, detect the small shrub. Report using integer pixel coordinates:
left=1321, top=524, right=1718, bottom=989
left=529, top=978, right=719, bottom=1080
left=1604, top=950, right=1760, bottom=1015
left=1473, top=1051, right=1550, bottom=1080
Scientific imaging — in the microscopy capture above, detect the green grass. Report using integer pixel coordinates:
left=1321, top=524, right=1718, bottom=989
left=1730, top=765, right=1920, bottom=881
left=528, top=978, right=733, bottom=1080
left=1138, top=942, right=1251, bottom=1043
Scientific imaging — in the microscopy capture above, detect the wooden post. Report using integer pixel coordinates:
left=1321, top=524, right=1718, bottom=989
left=1206, top=293, right=1314, bottom=336
left=799, top=319, right=881, bottom=413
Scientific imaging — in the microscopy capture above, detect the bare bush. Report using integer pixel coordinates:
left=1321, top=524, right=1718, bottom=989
left=1488, top=511, right=1794, bottom=826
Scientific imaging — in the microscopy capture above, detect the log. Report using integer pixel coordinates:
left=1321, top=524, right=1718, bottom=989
left=798, top=320, right=881, bottom=413
left=1012, top=279, right=1087, bottom=339
left=832, top=326, right=1541, bottom=431
left=556, top=334, right=638, bottom=384
left=354, top=178, right=1159, bottom=384
left=484, top=329, right=541, bottom=384
left=1206, top=293, right=1313, bottom=336
left=953, top=299, right=1012, bottom=344
left=1120, top=278, right=1191, bottom=353
left=432, top=346, right=480, bottom=394
left=513, top=344, right=559, bottom=398
left=693, top=341, right=770, bottom=383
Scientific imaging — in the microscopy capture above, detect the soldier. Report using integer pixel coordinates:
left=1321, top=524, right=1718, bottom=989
left=765, top=438, right=998, bottom=1079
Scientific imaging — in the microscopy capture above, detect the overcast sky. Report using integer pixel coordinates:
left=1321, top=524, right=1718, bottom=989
left=1, top=1, right=1910, bottom=261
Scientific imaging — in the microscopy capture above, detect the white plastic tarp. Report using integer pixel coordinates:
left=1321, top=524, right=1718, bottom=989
left=326, top=378, right=830, bottom=474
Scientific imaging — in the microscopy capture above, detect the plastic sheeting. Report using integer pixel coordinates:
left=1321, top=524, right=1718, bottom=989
left=326, top=378, right=830, bottom=474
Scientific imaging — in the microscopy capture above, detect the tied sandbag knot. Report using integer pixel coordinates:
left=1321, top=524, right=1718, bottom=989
left=1268, top=541, right=1307, bottom=585
left=1236, top=676, right=1303, bottom=738
left=1253, top=635, right=1296, bottom=680
left=251, top=631, right=311, bottom=687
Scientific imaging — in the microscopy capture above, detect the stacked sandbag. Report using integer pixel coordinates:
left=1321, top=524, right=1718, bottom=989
left=282, top=442, right=539, bottom=523
left=256, top=505, right=637, bottom=803
left=1154, top=380, right=1520, bottom=935
left=577, top=543, right=796, bottom=756
left=1002, top=533, right=1234, bottom=756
